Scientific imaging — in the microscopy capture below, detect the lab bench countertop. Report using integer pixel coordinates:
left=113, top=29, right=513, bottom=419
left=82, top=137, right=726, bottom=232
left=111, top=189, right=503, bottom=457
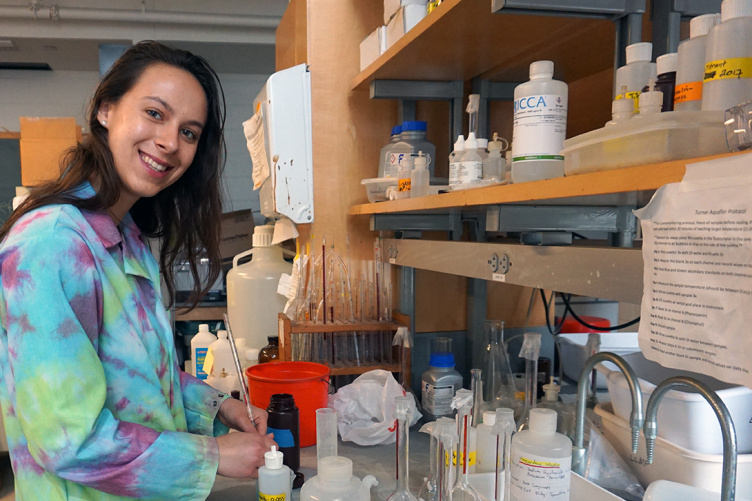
left=208, top=430, right=430, bottom=501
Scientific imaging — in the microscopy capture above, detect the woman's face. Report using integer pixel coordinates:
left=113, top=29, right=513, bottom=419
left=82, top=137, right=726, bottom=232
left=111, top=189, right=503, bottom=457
left=97, top=62, right=208, bottom=221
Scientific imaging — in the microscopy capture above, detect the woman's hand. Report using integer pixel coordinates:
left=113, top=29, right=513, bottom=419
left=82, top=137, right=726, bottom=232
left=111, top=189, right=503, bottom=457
left=216, top=430, right=277, bottom=478
left=215, top=399, right=276, bottom=478
left=217, top=398, right=269, bottom=434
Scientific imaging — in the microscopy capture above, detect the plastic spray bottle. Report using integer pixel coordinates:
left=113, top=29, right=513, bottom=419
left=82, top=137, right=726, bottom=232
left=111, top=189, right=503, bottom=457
left=190, top=323, right=216, bottom=380
left=511, top=60, right=568, bottom=183
left=509, top=408, right=572, bottom=501
left=258, top=446, right=293, bottom=501
left=411, top=151, right=429, bottom=197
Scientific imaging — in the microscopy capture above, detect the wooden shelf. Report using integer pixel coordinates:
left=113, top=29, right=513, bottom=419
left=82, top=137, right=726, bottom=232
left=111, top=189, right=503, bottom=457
left=330, top=364, right=401, bottom=376
left=174, top=305, right=226, bottom=322
left=350, top=152, right=743, bottom=215
left=351, top=0, right=615, bottom=91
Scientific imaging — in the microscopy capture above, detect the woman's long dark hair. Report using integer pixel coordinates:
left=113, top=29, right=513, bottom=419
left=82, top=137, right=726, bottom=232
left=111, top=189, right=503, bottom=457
left=0, top=41, right=226, bottom=309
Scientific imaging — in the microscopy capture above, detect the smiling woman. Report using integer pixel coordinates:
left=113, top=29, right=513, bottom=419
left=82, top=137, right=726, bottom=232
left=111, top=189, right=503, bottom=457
left=0, top=42, right=275, bottom=500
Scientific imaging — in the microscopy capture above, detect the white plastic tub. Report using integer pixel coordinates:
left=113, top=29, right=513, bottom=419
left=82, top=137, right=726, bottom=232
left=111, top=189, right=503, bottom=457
left=600, top=351, right=752, bottom=455
left=361, top=177, right=397, bottom=203
left=556, top=332, right=640, bottom=388
left=562, top=110, right=728, bottom=176
left=595, top=402, right=752, bottom=497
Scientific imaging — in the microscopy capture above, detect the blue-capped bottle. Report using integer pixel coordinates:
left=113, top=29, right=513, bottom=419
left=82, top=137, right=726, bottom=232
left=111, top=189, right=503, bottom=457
left=392, top=121, right=437, bottom=181
left=379, top=125, right=403, bottom=178
left=421, top=337, right=463, bottom=421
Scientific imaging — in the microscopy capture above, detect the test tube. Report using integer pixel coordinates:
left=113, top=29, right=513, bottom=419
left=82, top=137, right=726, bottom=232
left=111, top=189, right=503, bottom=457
left=316, top=408, right=338, bottom=467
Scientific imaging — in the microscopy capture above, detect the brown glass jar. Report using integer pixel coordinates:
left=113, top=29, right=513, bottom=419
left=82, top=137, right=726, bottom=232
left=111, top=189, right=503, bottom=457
left=258, top=336, right=279, bottom=363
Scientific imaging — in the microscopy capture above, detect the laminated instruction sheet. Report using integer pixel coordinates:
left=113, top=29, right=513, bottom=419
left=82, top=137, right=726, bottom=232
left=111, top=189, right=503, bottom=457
left=635, top=152, right=752, bottom=389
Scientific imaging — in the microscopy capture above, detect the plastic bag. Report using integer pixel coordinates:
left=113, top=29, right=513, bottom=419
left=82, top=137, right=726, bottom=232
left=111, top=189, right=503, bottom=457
left=329, top=369, right=421, bottom=446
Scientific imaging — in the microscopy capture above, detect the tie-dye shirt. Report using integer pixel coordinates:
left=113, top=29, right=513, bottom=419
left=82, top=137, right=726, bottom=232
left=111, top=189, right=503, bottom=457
left=0, top=183, right=231, bottom=500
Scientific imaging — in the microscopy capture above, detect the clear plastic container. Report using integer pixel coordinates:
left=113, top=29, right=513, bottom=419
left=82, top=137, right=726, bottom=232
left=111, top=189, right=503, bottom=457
left=361, top=177, right=398, bottom=202
left=391, top=121, right=437, bottom=179
left=379, top=125, right=403, bottom=178
left=702, top=0, right=752, bottom=111
left=300, top=456, right=377, bottom=501
left=562, top=110, right=728, bottom=176
left=675, top=13, right=721, bottom=111
left=475, top=411, right=497, bottom=473
left=226, top=224, right=292, bottom=351
left=511, top=60, right=568, bottom=183
left=410, top=151, right=429, bottom=197
left=614, top=42, right=658, bottom=105
left=421, top=337, right=463, bottom=421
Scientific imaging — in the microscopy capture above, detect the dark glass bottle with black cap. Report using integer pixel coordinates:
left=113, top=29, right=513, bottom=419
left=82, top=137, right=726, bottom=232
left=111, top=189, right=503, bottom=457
left=266, top=393, right=304, bottom=487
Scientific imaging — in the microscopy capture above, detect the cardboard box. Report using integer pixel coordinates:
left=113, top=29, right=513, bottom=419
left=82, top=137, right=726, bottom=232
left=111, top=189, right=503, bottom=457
left=360, top=25, right=387, bottom=71
left=19, top=117, right=81, bottom=186
left=386, top=4, right=428, bottom=50
left=219, top=209, right=255, bottom=261
left=384, top=0, right=401, bottom=24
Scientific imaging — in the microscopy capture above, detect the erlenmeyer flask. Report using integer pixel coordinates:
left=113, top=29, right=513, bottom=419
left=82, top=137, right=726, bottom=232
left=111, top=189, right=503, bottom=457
left=387, top=396, right=418, bottom=501
left=483, top=321, right=520, bottom=415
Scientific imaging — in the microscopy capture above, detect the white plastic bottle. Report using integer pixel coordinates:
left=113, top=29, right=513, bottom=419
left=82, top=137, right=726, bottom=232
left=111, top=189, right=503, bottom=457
left=397, top=154, right=413, bottom=199
left=511, top=60, right=568, bottom=183
left=205, top=330, right=240, bottom=394
left=701, top=0, right=752, bottom=111
left=476, top=138, right=489, bottom=161
left=475, top=410, right=497, bottom=473
left=675, top=13, right=721, bottom=111
left=448, top=135, right=465, bottom=188
left=258, top=446, right=292, bottom=501
left=606, top=86, right=635, bottom=126
left=614, top=42, right=657, bottom=107
left=379, top=125, right=403, bottom=178
left=226, top=224, right=291, bottom=351
left=421, top=338, right=463, bottom=421
left=411, top=151, right=429, bottom=197
left=190, top=324, right=216, bottom=380
left=509, top=408, right=572, bottom=501
left=634, top=79, right=664, bottom=118
left=459, top=132, right=483, bottom=186
left=300, top=456, right=378, bottom=501
left=483, top=134, right=505, bottom=181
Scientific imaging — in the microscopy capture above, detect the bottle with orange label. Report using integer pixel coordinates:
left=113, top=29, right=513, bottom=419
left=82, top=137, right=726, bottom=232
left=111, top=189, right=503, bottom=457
left=702, top=0, right=752, bottom=111
left=675, top=13, right=721, bottom=111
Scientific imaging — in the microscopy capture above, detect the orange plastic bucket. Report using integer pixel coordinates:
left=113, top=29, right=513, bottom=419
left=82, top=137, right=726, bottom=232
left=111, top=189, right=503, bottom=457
left=246, top=361, right=330, bottom=447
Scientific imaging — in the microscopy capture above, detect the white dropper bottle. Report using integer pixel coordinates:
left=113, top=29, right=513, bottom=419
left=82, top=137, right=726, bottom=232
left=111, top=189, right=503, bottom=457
left=411, top=151, right=429, bottom=197
left=258, top=446, right=292, bottom=501
left=635, top=78, right=664, bottom=117
left=448, top=135, right=465, bottom=189
left=606, top=85, right=635, bottom=126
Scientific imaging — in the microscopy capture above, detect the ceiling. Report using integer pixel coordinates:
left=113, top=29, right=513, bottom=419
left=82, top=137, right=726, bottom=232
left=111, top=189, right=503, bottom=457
left=0, top=0, right=286, bottom=74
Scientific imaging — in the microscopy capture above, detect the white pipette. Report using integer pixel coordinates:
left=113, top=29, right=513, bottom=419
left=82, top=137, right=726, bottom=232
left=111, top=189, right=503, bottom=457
left=223, top=313, right=256, bottom=429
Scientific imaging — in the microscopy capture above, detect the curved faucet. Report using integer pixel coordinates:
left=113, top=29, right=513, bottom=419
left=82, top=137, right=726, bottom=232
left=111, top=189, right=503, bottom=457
left=644, top=376, right=737, bottom=501
left=572, top=352, right=644, bottom=475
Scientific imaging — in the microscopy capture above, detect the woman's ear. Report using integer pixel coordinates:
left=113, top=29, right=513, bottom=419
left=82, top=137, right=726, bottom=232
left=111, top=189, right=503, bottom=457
left=97, top=102, right=111, bottom=126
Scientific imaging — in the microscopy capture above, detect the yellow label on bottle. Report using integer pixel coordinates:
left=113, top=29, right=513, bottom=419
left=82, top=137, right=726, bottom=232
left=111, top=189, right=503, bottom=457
left=259, top=493, right=286, bottom=501
left=616, top=91, right=641, bottom=112
left=450, top=450, right=476, bottom=466
left=398, top=178, right=411, bottom=192
left=704, top=57, right=752, bottom=81
left=674, top=81, right=703, bottom=104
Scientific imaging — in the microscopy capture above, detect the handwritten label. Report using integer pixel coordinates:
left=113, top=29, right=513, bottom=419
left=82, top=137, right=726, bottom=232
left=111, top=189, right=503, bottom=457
left=509, top=453, right=571, bottom=500
left=674, top=81, right=702, bottom=104
left=704, top=57, right=752, bottom=82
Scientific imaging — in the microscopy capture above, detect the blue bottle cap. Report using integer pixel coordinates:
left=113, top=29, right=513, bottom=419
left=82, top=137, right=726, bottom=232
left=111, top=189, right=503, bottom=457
left=402, top=120, right=427, bottom=132
left=391, top=125, right=403, bottom=136
left=430, top=352, right=455, bottom=368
